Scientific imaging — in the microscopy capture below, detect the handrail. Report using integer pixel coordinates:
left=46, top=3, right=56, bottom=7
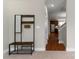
left=60, top=23, right=66, bottom=28
left=59, top=23, right=66, bottom=30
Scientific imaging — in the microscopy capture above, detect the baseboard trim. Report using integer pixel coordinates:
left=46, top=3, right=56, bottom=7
left=35, top=48, right=45, bottom=51
left=66, top=48, right=75, bottom=51
left=3, top=49, right=8, bottom=54
left=3, top=48, right=15, bottom=54
left=58, top=40, right=64, bottom=44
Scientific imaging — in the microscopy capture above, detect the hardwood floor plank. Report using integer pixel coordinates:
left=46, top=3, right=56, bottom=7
left=46, top=32, right=65, bottom=51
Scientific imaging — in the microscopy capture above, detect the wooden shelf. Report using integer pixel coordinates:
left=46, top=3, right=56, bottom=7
left=21, top=21, right=34, bottom=24
left=21, top=15, right=35, bottom=17
left=10, top=42, right=34, bottom=45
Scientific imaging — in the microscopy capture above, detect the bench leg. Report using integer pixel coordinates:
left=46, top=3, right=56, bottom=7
left=14, top=45, right=16, bottom=51
left=9, top=44, right=11, bottom=55
left=21, top=45, right=22, bottom=50
left=31, top=45, right=33, bottom=55
left=17, top=45, right=18, bottom=54
left=32, top=44, right=34, bottom=52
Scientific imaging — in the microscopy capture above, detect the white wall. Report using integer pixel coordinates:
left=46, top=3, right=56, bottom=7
left=59, top=24, right=66, bottom=47
left=3, top=0, right=48, bottom=51
left=3, top=0, right=9, bottom=50
left=66, top=0, right=75, bottom=51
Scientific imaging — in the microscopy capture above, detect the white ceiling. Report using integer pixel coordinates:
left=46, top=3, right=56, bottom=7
left=45, top=0, right=66, bottom=14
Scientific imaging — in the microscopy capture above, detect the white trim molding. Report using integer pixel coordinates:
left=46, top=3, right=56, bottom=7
left=3, top=49, right=8, bottom=54
left=66, top=48, right=75, bottom=51
left=3, top=48, right=14, bottom=54
left=58, top=40, right=64, bottom=44
left=35, top=48, right=45, bottom=51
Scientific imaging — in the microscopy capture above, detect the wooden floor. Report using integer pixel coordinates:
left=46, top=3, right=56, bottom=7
left=46, top=32, right=65, bottom=51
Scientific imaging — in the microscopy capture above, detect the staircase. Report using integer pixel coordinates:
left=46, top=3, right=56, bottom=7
left=46, top=32, right=65, bottom=51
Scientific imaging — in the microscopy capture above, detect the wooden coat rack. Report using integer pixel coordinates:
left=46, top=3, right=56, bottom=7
left=9, top=15, right=35, bottom=55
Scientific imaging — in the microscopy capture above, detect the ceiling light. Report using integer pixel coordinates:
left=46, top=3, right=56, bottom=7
left=51, top=4, right=54, bottom=7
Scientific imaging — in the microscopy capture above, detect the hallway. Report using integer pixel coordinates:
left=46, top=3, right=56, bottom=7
left=46, top=32, right=65, bottom=51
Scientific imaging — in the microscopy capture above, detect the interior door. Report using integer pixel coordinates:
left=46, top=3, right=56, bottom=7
left=51, top=24, right=55, bottom=32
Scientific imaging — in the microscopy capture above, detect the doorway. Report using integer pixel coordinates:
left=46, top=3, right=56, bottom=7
left=45, top=0, right=66, bottom=51
left=46, top=21, right=65, bottom=51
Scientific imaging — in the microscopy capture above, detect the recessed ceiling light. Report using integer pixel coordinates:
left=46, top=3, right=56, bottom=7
left=51, top=4, right=54, bottom=7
